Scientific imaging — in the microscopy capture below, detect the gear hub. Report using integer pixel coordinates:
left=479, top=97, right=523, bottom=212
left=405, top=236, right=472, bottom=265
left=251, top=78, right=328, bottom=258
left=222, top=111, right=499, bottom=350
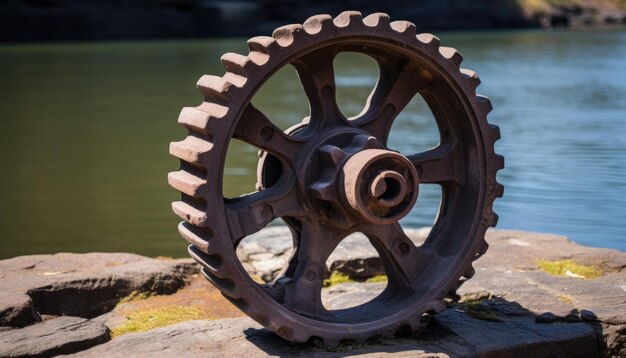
left=168, top=11, right=504, bottom=345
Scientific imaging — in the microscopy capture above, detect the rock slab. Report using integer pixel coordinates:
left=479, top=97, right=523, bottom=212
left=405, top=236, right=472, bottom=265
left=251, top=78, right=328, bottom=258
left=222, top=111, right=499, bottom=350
left=0, top=253, right=198, bottom=327
left=70, top=310, right=597, bottom=358
left=0, top=316, right=109, bottom=358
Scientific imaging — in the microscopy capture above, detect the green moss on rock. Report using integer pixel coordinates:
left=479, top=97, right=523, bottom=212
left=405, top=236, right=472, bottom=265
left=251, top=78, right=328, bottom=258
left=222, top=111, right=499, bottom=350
left=536, top=259, right=603, bottom=279
left=110, top=305, right=210, bottom=338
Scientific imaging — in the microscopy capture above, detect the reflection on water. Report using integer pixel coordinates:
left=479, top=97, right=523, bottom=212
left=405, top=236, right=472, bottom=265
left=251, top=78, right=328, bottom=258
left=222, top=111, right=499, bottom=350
left=0, top=29, right=624, bottom=258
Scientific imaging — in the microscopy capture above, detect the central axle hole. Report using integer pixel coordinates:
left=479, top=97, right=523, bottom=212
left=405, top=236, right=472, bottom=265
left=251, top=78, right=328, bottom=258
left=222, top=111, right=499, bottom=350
left=369, top=170, right=407, bottom=208
left=380, top=177, right=402, bottom=201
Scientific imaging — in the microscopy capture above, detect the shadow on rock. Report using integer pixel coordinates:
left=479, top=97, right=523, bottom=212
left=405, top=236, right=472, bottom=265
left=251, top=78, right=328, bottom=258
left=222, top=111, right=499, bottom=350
left=242, top=296, right=603, bottom=357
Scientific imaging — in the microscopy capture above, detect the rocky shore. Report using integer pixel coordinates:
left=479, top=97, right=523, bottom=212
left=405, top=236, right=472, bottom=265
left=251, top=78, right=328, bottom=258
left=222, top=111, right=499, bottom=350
left=1, top=0, right=625, bottom=42
left=1, top=228, right=624, bottom=357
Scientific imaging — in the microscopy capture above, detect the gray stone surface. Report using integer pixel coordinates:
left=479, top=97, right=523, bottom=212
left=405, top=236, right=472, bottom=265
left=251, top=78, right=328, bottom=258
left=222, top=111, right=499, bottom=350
left=237, top=227, right=429, bottom=281
left=1, top=228, right=624, bottom=356
left=457, top=230, right=626, bottom=357
left=0, top=253, right=198, bottom=327
left=0, top=316, right=109, bottom=357
left=241, top=227, right=625, bottom=356
left=69, top=309, right=597, bottom=358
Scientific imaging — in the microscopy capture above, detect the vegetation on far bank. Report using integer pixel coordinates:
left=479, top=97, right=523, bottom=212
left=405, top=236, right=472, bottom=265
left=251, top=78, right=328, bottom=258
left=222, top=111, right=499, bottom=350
left=519, top=0, right=626, bottom=13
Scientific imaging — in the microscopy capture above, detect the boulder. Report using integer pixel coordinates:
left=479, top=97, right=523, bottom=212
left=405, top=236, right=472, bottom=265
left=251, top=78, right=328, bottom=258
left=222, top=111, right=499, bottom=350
left=0, top=253, right=198, bottom=327
left=0, top=316, right=109, bottom=357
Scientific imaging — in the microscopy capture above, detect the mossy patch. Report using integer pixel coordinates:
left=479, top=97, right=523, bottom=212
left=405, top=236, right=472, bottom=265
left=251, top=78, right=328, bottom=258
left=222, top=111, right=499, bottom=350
left=558, top=294, right=574, bottom=305
left=536, top=259, right=603, bottom=279
left=462, top=303, right=501, bottom=322
left=366, top=275, right=388, bottom=283
left=110, top=305, right=211, bottom=338
left=117, top=290, right=155, bottom=305
left=323, top=272, right=353, bottom=287
left=452, top=294, right=501, bottom=322
left=322, top=272, right=388, bottom=287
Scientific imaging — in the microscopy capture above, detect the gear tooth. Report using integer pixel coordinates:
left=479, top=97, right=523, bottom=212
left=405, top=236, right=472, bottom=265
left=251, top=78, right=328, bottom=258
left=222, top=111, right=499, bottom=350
left=172, top=200, right=207, bottom=226
left=490, top=212, right=499, bottom=227
left=177, top=106, right=225, bottom=136
left=488, top=123, right=501, bottom=141
left=333, top=10, right=362, bottom=27
left=403, top=318, right=424, bottom=332
left=272, top=23, right=304, bottom=47
left=201, top=267, right=240, bottom=299
left=476, top=94, right=493, bottom=115
left=169, top=136, right=213, bottom=164
left=363, top=12, right=390, bottom=27
left=495, top=154, right=505, bottom=170
left=390, top=20, right=416, bottom=36
left=463, top=266, right=476, bottom=279
left=416, top=33, right=441, bottom=48
left=494, top=182, right=504, bottom=198
left=196, top=75, right=230, bottom=104
left=447, top=291, right=462, bottom=302
left=188, top=245, right=225, bottom=276
left=247, top=36, right=277, bottom=54
left=246, top=37, right=276, bottom=65
left=168, top=170, right=207, bottom=198
left=303, top=14, right=333, bottom=34
left=220, top=52, right=254, bottom=76
left=178, top=222, right=212, bottom=253
left=320, top=337, right=341, bottom=349
left=427, top=299, right=446, bottom=313
left=478, top=240, right=489, bottom=255
left=439, top=46, right=463, bottom=67
left=275, top=325, right=296, bottom=342
left=460, top=68, right=480, bottom=90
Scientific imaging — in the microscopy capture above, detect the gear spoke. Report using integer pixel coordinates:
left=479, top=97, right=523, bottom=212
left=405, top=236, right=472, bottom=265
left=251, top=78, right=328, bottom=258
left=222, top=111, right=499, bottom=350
left=292, top=46, right=346, bottom=130
left=234, top=104, right=303, bottom=162
left=408, top=142, right=462, bottom=185
left=224, top=181, right=304, bottom=244
left=276, top=220, right=344, bottom=316
left=364, top=222, right=433, bottom=291
left=352, top=56, right=423, bottom=144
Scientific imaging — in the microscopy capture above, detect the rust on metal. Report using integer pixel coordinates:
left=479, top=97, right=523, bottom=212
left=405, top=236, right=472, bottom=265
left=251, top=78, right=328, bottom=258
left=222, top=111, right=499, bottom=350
left=168, top=11, right=504, bottom=345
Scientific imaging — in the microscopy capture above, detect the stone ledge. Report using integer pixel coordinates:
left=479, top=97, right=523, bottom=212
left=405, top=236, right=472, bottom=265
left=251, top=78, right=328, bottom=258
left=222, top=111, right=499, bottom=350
left=1, top=229, right=624, bottom=357
left=0, top=253, right=198, bottom=327
left=67, top=311, right=597, bottom=358
left=0, top=316, right=109, bottom=358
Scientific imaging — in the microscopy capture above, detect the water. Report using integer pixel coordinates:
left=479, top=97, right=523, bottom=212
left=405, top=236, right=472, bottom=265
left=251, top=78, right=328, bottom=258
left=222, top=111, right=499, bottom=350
left=0, top=29, right=624, bottom=259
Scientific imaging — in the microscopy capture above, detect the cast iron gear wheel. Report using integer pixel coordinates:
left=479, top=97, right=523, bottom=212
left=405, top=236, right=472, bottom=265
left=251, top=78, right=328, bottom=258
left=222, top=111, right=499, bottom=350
left=168, top=11, right=504, bottom=345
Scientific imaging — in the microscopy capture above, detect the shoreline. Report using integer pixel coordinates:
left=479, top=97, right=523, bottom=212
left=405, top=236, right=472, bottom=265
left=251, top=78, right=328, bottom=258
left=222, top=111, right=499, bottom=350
left=1, top=1, right=625, bottom=43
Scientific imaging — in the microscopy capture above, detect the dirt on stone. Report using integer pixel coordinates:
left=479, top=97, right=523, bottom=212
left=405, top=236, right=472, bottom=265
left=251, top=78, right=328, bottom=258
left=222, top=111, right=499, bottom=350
left=106, top=274, right=245, bottom=334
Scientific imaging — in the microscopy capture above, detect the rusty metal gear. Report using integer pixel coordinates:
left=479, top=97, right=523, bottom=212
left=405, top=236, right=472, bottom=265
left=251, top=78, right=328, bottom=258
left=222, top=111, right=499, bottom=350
left=168, top=11, right=504, bottom=345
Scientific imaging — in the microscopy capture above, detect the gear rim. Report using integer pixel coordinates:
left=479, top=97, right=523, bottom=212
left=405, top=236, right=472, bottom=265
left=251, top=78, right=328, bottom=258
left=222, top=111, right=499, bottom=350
left=168, top=11, right=504, bottom=345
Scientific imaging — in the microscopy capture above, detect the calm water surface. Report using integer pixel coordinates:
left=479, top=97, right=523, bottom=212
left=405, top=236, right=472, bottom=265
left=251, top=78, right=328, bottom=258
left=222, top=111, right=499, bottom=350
left=1, top=29, right=625, bottom=258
